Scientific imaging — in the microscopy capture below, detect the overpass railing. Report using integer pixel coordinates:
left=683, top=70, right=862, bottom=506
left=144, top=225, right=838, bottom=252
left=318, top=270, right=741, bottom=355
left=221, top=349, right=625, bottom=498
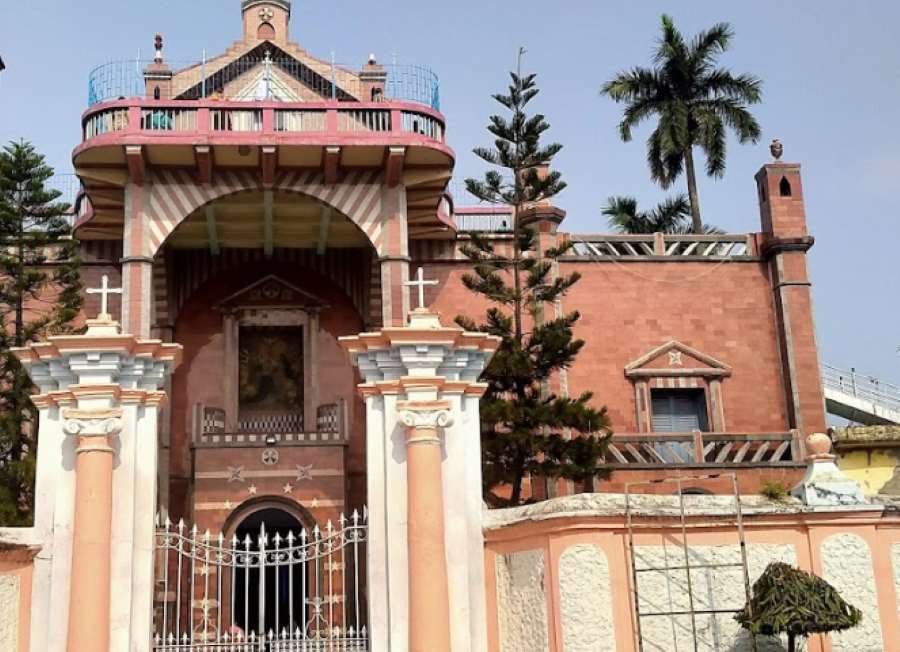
left=822, top=363, right=900, bottom=414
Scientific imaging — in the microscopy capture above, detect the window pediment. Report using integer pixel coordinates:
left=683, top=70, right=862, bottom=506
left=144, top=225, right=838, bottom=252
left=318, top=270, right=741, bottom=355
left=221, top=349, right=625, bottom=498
left=625, top=341, right=731, bottom=379
left=218, top=274, right=326, bottom=311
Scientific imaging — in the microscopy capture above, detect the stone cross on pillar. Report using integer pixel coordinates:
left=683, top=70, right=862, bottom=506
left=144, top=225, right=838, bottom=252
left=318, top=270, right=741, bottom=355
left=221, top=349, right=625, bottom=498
left=86, top=274, right=122, bottom=320
left=341, top=309, right=499, bottom=652
left=12, top=318, right=181, bottom=652
left=403, top=266, right=438, bottom=311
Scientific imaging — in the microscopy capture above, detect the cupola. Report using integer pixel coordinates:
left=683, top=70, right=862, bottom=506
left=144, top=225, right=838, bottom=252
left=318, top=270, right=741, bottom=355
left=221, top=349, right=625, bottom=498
left=241, top=0, right=292, bottom=43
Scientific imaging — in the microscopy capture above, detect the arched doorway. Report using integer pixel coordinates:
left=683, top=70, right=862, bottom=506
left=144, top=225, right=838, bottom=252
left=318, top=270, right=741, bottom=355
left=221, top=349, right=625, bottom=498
left=232, top=506, right=307, bottom=637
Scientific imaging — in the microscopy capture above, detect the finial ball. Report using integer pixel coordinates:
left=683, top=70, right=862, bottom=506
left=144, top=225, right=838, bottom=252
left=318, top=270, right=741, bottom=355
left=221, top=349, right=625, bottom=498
left=770, top=139, right=784, bottom=161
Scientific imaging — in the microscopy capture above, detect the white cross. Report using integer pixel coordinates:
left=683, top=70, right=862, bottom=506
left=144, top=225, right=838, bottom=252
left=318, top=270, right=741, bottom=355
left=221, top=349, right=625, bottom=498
left=403, top=267, right=438, bottom=310
left=86, top=274, right=122, bottom=319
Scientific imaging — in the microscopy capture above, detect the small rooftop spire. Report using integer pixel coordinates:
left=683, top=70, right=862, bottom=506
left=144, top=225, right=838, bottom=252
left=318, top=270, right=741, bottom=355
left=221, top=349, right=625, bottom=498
left=154, top=33, right=164, bottom=64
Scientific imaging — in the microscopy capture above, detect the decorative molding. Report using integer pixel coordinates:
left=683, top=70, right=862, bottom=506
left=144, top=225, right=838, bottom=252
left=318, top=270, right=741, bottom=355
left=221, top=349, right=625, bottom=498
left=62, top=408, right=124, bottom=453
left=62, top=409, right=124, bottom=438
left=624, top=340, right=732, bottom=379
left=398, top=400, right=454, bottom=430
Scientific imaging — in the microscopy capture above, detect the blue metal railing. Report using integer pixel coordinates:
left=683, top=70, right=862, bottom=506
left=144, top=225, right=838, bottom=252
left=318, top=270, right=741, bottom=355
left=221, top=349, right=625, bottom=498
left=385, top=64, right=440, bottom=111
left=87, top=59, right=441, bottom=110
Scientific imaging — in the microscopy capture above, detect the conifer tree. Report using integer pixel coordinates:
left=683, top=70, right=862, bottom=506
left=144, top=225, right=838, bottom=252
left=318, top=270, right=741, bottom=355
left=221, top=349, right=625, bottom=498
left=458, top=63, right=611, bottom=506
left=736, top=562, right=862, bottom=652
left=0, top=140, right=83, bottom=525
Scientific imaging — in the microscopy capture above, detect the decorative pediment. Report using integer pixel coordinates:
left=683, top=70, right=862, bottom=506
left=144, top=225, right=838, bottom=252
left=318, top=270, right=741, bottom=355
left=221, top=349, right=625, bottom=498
left=625, top=341, right=731, bottom=378
left=218, top=275, right=326, bottom=309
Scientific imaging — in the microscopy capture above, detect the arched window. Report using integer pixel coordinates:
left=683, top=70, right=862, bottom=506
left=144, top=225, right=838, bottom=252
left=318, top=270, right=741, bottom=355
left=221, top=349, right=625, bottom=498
left=258, top=21, right=276, bottom=40
left=371, top=87, right=384, bottom=102
left=779, top=176, right=792, bottom=197
left=153, top=86, right=161, bottom=100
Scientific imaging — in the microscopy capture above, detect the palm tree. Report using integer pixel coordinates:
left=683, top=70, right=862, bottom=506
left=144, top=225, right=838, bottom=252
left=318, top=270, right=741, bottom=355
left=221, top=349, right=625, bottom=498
left=603, top=195, right=723, bottom=234
left=601, top=15, right=762, bottom=233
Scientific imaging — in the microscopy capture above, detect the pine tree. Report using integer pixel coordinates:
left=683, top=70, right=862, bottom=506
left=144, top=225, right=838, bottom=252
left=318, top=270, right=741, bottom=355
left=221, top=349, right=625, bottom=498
left=458, top=63, right=611, bottom=506
left=0, top=140, right=83, bottom=525
left=735, top=562, right=862, bottom=652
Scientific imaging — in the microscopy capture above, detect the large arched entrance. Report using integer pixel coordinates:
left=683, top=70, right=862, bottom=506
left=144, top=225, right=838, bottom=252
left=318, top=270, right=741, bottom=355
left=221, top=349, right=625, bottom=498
left=230, top=505, right=307, bottom=637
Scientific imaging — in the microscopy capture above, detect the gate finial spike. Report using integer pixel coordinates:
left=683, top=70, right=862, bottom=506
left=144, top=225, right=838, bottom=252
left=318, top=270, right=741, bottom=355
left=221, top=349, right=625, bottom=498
left=243, top=533, right=253, bottom=548
left=165, top=515, right=172, bottom=529
left=274, top=532, right=282, bottom=547
left=286, top=530, right=295, bottom=544
left=351, top=509, right=359, bottom=525
left=177, top=518, right=185, bottom=533
left=191, top=524, right=199, bottom=538
left=203, top=529, right=211, bottom=542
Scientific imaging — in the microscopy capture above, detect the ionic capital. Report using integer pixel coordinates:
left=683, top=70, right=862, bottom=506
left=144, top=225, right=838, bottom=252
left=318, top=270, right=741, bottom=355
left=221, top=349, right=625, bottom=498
left=62, top=408, right=124, bottom=454
left=398, top=400, right=454, bottom=434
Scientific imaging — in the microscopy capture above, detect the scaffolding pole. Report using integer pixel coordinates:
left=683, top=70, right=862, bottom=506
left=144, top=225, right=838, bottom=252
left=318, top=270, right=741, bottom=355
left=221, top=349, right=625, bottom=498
left=624, top=472, right=758, bottom=652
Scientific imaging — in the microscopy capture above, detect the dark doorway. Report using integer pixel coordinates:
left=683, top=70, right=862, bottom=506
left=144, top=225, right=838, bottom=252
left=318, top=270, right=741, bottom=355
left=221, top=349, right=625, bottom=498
left=232, top=507, right=308, bottom=636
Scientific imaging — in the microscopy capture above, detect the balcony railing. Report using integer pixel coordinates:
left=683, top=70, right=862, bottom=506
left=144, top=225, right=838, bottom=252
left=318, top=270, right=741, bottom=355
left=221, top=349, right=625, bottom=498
left=604, top=431, right=804, bottom=468
left=568, top=234, right=755, bottom=259
left=192, top=402, right=347, bottom=447
left=80, top=101, right=447, bottom=146
left=88, top=58, right=440, bottom=110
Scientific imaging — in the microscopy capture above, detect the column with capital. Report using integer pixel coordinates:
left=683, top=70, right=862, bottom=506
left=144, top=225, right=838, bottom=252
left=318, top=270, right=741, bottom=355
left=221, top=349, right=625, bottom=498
left=398, top=400, right=454, bottom=651
left=12, top=315, right=181, bottom=652
left=341, top=308, right=499, bottom=652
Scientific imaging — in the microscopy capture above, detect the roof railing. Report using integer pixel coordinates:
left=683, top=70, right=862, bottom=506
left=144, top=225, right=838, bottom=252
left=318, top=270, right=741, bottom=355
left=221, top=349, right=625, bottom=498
left=87, top=58, right=440, bottom=110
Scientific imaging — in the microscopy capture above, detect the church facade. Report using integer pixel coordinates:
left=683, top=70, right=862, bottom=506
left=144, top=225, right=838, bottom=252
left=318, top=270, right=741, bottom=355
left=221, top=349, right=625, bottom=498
left=10, top=3, right=899, bottom=652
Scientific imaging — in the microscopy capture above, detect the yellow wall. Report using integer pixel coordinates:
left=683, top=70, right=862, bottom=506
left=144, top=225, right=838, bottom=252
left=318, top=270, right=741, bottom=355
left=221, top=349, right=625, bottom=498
left=838, top=448, right=900, bottom=496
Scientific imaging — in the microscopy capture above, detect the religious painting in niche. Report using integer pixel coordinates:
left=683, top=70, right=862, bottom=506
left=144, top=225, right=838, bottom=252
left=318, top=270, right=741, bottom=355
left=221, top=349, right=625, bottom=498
left=239, top=326, right=304, bottom=431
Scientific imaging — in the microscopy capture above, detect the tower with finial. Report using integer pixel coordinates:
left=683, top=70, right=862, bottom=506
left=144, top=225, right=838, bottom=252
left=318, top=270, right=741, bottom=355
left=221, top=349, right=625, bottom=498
left=241, top=0, right=292, bottom=43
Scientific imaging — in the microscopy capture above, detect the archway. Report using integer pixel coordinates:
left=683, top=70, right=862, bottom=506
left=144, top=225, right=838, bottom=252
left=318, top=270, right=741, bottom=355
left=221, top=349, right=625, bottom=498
left=231, top=505, right=308, bottom=637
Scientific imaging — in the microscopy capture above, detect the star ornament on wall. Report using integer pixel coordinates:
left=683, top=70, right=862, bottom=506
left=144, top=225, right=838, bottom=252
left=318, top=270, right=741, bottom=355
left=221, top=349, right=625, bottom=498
left=227, top=466, right=245, bottom=483
left=295, top=464, right=313, bottom=482
left=668, top=350, right=684, bottom=367
left=259, top=7, right=274, bottom=21
left=248, top=485, right=258, bottom=496
left=282, top=483, right=294, bottom=495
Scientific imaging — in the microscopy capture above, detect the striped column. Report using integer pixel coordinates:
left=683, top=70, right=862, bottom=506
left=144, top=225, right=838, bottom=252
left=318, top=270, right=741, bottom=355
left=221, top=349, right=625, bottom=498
left=122, top=182, right=154, bottom=338
left=380, top=185, right=410, bottom=326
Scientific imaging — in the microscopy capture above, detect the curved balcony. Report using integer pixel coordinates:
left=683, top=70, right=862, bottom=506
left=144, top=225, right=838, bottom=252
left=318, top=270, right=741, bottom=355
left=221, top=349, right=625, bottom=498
left=75, top=99, right=452, bottom=167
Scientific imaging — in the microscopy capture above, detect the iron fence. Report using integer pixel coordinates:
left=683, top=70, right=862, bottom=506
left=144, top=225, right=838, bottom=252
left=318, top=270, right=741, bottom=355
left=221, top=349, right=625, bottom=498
left=153, top=511, right=368, bottom=651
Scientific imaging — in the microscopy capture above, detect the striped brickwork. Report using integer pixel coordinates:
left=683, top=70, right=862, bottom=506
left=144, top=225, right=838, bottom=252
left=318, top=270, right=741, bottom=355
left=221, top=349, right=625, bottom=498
left=166, top=247, right=372, bottom=326
left=141, top=169, right=386, bottom=256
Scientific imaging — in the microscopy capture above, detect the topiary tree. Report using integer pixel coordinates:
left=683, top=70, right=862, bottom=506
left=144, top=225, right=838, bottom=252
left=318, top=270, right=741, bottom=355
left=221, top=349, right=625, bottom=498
left=735, top=562, right=862, bottom=652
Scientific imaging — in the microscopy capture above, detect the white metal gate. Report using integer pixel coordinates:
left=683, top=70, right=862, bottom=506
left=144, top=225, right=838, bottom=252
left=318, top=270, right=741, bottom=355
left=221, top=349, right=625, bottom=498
left=153, top=510, right=368, bottom=651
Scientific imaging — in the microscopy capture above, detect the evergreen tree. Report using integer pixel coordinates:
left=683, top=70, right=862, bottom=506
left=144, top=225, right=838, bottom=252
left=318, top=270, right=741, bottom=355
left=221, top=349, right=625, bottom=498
left=601, top=15, right=762, bottom=233
left=458, top=64, right=611, bottom=506
left=736, top=562, right=862, bottom=652
left=0, top=140, right=83, bottom=525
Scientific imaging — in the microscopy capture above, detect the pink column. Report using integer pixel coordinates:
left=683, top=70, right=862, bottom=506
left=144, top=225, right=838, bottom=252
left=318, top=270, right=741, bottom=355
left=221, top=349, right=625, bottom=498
left=63, top=407, right=123, bottom=652
left=399, top=400, right=453, bottom=652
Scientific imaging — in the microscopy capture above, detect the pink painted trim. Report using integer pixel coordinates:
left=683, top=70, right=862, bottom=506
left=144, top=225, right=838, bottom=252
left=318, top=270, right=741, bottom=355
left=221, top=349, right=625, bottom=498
left=75, top=99, right=453, bottom=161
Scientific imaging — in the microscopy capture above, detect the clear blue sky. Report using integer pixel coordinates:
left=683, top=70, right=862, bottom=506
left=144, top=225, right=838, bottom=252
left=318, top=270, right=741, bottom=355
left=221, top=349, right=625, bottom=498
left=1, top=0, right=898, bottom=383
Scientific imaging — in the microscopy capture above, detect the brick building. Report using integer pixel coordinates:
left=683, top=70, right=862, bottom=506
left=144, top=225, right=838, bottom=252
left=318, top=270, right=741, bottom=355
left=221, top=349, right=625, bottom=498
left=2, top=2, right=857, bottom=650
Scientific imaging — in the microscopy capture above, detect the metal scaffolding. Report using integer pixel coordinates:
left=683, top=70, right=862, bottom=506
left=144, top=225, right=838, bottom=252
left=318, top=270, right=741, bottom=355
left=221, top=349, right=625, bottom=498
left=624, top=473, right=758, bottom=652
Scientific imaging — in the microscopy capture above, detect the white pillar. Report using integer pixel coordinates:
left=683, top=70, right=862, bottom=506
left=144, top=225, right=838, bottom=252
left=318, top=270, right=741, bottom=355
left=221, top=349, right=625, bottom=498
left=341, top=309, right=499, bottom=652
left=12, top=318, right=182, bottom=652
